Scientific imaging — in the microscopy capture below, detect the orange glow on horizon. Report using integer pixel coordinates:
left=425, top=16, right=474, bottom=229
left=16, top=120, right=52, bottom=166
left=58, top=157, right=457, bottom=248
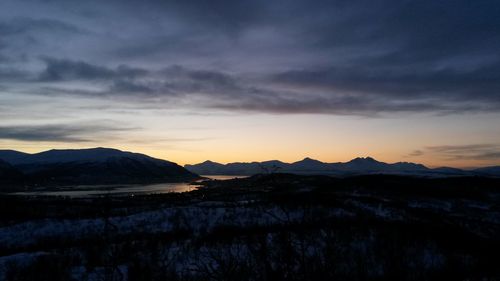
left=0, top=141, right=496, bottom=169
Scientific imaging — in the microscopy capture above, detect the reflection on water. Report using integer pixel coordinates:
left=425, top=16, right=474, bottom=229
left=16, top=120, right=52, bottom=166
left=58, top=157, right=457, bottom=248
left=12, top=182, right=196, bottom=197
left=9, top=175, right=247, bottom=197
left=201, top=175, right=247, bottom=181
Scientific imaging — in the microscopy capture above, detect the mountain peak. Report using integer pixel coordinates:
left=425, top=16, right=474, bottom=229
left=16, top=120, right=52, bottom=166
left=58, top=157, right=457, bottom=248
left=45, top=147, right=122, bottom=153
left=0, top=147, right=144, bottom=165
left=183, top=156, right=494, bottom=176
left=0, top=147, right=198, bottom=185
left=201, top=160, right=219, bottom=164
left=299, top=157, right=323, bottom=163
left=261, top=160, right=285, bottom=165
left=349, top=156, right=379, bottom=163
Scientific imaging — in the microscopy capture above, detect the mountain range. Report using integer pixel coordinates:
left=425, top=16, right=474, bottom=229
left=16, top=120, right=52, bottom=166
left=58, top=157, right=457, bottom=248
left=2, top=148, right=499, bottom=190
left=0, top=148, right=198, bottom=188
left=185, top=157, right=500, bottom=177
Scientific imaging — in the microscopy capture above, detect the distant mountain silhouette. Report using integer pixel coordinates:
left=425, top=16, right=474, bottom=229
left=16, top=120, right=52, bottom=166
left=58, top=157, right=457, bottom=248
left=0, top=147, right=153, bottom=165
left=0, top=148, right=198, bottom=186
left=185, top=157, right=496, bottom=177
left=186, top=160, right=227, bottom=174
left=289, top=157, right=330, bottom=171
left=431, top=166, right=466, bottom=175
left=473, top=166, right=500, bottom=176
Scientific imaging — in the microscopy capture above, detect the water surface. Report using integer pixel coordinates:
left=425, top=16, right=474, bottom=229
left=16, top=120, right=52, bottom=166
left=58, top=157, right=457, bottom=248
left=9, top=175, right=247, bottom=197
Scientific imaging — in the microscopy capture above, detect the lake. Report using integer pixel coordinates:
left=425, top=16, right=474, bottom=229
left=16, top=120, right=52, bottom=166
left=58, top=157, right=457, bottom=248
left=9, top=175, right=247, bottom=197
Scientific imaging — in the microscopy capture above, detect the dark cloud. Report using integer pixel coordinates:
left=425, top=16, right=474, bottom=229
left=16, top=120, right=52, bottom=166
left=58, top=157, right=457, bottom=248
left=1, top=0, right=500, bottom=115
left=306, top=1, right=500, bottom=56
left=37, top=64, right=241, bottom=99
left=407, top=150, right=424, bottom=157
left=208, top=90, right=442, bottom=115
left=0, top=68, right=31, bottom=82
left=427, top=144, right=500, bottom=161
left=272, top=62, right=500, bottom=97
left=110, top=80, right=156, bottom=94
left=0, top=17, right=86, bottom=63
left=151, top=0, right=270, bottom=35
left=0, top=123, right=136, bottom=142
left=38, top=57, right=149, bottom=81
left=269, top=61, right=500, bottom=111
left=31, top=61, right=499, bottom=115
left=0, top=18, right=84, bottom=36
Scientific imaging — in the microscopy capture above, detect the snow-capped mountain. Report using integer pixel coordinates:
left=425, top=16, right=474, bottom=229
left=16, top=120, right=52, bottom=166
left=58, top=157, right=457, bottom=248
left=185, top=157, right=496, bottom=177
left=0, top=148, right=198, bottom=186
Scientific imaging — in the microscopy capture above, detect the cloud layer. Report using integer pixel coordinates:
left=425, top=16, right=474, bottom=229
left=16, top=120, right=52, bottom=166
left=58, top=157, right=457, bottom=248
left=427, top=144, right=500, bottom=161
left=0, top=0, right=499, bottom=116
left=0, top=123, right=135, bottom=142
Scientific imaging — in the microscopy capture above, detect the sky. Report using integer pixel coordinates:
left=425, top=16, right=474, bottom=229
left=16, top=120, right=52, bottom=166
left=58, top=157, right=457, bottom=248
left=1, top=0, right=500, bottom=168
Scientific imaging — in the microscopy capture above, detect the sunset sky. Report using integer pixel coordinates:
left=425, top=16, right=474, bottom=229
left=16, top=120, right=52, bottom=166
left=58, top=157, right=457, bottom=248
left=1, top=0, right=500, bottom=168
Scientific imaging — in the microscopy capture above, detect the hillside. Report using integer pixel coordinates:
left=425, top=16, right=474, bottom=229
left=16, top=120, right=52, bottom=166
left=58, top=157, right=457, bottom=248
left=0, top=148, right=199, bottom=186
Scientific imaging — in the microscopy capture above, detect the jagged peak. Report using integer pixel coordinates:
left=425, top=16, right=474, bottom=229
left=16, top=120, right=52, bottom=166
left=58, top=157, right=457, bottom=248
left=348, top=156, right=379, bottom=163
left=261, top=160, right=286, bottom=165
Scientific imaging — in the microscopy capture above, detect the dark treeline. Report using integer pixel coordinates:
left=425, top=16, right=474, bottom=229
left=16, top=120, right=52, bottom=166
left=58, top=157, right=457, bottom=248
left=1, top=174, right=499, bottom=280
